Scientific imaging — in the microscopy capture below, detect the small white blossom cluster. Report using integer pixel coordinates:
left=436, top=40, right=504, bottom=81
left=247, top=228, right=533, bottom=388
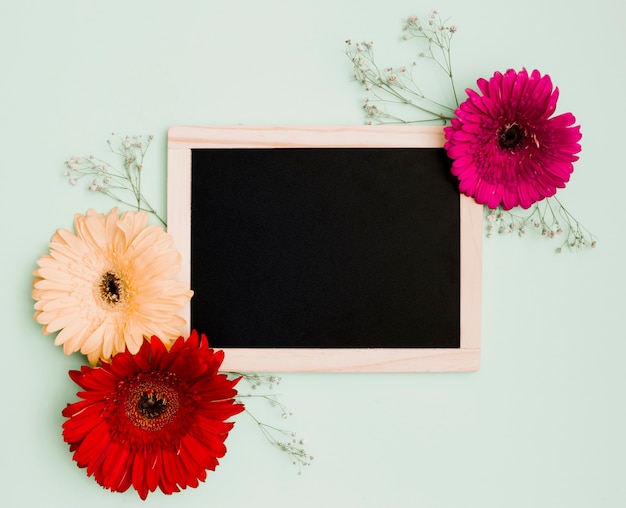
left=345, top=9, right=458, bottom=124
left=268, top=428, right=314, bottom=474
left=403, top=9, right=458, bottom=40
left=64, top=134, right=165, bottom=226
left=239, top=373, right=282, bottom=391
left=235, top=373, right=313, bottom=474
left=486, top=197, right=597, bottom=252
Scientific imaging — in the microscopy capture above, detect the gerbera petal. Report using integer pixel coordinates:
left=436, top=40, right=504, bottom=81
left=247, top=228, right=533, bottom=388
left=75, top=210, right=107, bottom=251
left=159, top=448, right=184, bottom=494
left=55, top=320, right=92, bottom=351
left=99, top=441, right=132, bottom=492
left=79, top=323, right=108, bottom=355
left=131, top=450, right=149, bottom=500
left=73, top=419, right=111, bottom=466
left=146, top=451, right=160, bottom=494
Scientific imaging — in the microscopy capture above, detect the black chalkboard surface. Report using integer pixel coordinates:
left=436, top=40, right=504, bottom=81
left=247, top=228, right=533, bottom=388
left=191, top=147, right=459, bottom=348
left=167, top=126, right=481, bottom=372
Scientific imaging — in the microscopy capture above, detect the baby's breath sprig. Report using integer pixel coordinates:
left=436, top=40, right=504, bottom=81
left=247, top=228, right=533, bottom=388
left=402, top=10, right=459, bottom=107
left=233, top=373, right=313, bottom=474
left=64, top=134, right=166, bottom=227
left=486, top=197, right=597, bottom=253
left=245, top=412, right=313, bottom=474
left=345, top=9, right=458, bottom=125
left=235, top=372, right=282, bottom=391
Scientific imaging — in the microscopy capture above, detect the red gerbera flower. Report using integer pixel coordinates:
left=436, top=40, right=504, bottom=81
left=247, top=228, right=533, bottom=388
left=444, top=68, right=582, bottom=210
left=62, top=332, right=244, bottom=499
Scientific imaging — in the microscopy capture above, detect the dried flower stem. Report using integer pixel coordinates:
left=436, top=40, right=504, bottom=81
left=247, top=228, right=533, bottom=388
left=345, top=10, right=458, bottom=124
left=242, top=409, right=313, bottom=474
left=65, top=134, right=166, bottom=226
left=403, top=11, right=459, bottom=107
left=486, top=197, right=597, bottom=252
left=233, top=373, right=313, bottom=473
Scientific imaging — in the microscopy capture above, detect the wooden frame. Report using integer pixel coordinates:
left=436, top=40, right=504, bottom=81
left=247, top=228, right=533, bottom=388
left=167, top=125, right=482, bottom=372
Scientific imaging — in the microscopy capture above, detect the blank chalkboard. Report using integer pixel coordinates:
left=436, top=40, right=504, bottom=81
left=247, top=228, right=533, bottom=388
left=167, top=126, right=482, bottom=372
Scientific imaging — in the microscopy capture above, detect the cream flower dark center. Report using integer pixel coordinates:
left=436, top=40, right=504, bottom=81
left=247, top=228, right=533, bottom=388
left=497, top=123, right=525, bottom=150
left=98, top=270, right=126, bottom=306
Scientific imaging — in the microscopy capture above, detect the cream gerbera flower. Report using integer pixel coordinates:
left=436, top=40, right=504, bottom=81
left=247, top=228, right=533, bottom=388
left=33, top=208, right=193, bottom=365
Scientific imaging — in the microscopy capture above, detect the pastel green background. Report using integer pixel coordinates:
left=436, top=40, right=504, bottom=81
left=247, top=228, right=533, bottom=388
left=2, top=0, right=624, bottom=506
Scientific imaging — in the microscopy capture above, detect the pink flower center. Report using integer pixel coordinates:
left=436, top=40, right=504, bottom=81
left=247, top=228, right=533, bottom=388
left=497, top=123, right=525, bottom=150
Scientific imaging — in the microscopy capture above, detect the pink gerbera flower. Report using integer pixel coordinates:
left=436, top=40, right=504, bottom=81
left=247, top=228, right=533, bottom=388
left=444, top=68, right=582, bottom=210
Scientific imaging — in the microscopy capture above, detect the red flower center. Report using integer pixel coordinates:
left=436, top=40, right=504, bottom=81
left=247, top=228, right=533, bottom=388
left=122, top=372, right=181, bottom=431
left=497, top=123, right=525, bottom=150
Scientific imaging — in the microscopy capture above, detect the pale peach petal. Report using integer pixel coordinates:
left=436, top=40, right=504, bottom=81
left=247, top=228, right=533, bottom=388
left=33, top=288, right=71, bottom=305
left=87, top=349, right=101, bottom=366
left=81, top=323, right=108, bottom=356
left=98, top=322, right=116, bottom=360
left=117, top=209, right=149, bottom=242
left=52, top=228, right=89, bottom=255
left=35, top=296, right=77, bottom=313
left=55, top=320, right=91, bottom=350
left=48, top=245, right=91, bottom=267
left=123, top=321, right=144, bottom=355
left=43, top=308, right=84, bottom=332
left=113, top=328, right=128, bottom=356
left=34, top=267, right=76, bottom=284
left=75, top=210, right=106, bottom=251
